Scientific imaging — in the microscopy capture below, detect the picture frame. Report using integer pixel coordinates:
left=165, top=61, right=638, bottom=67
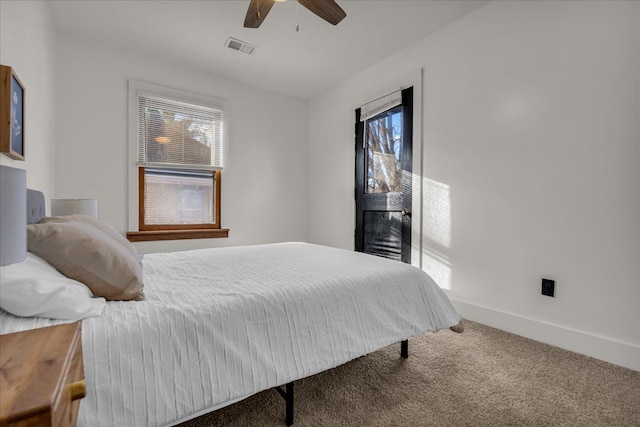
left=0, top=65, right=25, bottom=160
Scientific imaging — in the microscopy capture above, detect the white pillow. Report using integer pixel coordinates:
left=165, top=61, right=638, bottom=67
left=0, top=252, right=106, bottom=320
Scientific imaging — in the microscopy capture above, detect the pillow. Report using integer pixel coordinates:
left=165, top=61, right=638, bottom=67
left=0, top=252, right=106, bottom=320
left=27, top=221, right=144, bottom=301
left=41, top=215, right=137, bottom=257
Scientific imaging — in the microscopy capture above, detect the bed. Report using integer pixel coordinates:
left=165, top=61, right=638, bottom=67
left=0, top=165, right=463, bottom=427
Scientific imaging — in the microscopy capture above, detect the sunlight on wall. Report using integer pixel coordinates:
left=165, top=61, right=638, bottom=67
left=422, top=247, right=452, bottom=290
left=422, top=177, right=451, bottom=248
left=410, top=171, right=422, bottom=268
left=421, top=177, right=453, bottom=290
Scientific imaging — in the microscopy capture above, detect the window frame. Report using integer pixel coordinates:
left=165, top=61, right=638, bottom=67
left=126, top=80, right=229, bottom=242
left=137, top=167, right=222, bottom=232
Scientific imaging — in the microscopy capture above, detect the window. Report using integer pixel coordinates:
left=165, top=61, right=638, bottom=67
left=127, top=82, right=229, bottom=241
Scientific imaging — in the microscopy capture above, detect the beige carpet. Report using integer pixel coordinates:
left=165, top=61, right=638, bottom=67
left=178, top=320, right=640, bottom=426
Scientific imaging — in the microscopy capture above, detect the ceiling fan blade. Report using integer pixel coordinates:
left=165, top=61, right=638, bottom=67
left=298, top=0, right=346, bottom=26
left=244, top=0, right=276, bottom=28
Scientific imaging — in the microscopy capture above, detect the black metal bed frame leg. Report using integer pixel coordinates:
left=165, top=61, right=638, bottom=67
left=274, top=381, right=294, bottom=426
left=401, top=339, right=409, bottom=358
left=273, top=341, right=405, bottom=425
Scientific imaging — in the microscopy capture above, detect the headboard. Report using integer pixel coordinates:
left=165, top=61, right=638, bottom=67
left=0, top=165, right=27, bottom=266
left=27, top=189, right=45, bottom=224
left=0, top=166, right=47, bottom=266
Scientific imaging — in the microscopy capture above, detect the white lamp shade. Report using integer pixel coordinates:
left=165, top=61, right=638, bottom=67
left=51, top=199, right=99, bottom=218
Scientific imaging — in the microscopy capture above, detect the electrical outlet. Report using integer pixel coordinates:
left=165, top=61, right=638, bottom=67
left=541, top=278, right=555, bottom=297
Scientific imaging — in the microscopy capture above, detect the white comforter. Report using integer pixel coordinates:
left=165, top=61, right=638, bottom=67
left=0, top=243, right=460, bottom=426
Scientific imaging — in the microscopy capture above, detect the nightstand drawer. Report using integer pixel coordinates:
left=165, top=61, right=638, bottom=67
left=0, top=322, right=85, bottom=427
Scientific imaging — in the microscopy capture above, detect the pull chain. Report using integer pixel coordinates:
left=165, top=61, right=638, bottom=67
left=296, top=0, right=299, bottom=32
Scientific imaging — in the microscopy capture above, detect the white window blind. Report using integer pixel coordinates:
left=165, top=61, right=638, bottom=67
left=137, top=92, right=223, bottom=170
left=360, top=90, right=402, bottom=122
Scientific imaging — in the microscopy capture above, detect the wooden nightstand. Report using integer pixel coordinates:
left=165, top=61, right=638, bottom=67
left=0, top=322, right=86, bottom=427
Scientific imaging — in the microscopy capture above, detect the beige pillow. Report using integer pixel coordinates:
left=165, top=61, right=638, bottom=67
left=27, top=221, right=144, bottom=301
left=41, top=215, right=137, bottom=257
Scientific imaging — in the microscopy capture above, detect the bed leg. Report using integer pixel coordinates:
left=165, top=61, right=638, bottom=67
left=285, top=382, right=294, bottom=426
left=401, top=339, right=409, bottom=358
left=274, top=381, right=294, bottom=426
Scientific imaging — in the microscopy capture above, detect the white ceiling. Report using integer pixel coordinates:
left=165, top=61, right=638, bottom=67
left=47, top=0, right=488, bottom=100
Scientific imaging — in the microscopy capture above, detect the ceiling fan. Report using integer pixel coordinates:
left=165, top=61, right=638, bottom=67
left=244, top=0, right=346, bottom=29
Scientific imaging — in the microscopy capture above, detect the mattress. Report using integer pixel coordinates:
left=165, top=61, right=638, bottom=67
left=0, top=242, right=460, bottom=426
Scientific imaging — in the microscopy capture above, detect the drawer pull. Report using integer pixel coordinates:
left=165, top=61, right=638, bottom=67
left=70, top=380, right=86, bottom=401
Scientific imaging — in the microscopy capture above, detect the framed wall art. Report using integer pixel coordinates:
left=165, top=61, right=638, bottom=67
left=0, top=65, right=25, bottom=160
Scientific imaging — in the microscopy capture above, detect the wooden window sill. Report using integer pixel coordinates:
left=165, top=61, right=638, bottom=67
left=126, top=229, right=229, bottom=242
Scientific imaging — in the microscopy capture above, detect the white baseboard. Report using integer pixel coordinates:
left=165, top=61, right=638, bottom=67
left=451, top=299, right=640, bottom=372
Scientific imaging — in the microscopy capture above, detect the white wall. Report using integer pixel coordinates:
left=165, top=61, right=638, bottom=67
left=0, top=0, right=56, bottom=202
left=55, top=34, right=309, bottom=252
left=309, top=0, right=640, bottom=370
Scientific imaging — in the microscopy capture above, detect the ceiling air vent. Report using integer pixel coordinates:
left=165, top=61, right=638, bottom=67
left=225, top=37, right=256, bottom=55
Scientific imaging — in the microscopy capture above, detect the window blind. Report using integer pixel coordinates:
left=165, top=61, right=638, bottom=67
left=138, top=92, right=223, bottom=170
left=360, top=90, right=402, bottom=122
